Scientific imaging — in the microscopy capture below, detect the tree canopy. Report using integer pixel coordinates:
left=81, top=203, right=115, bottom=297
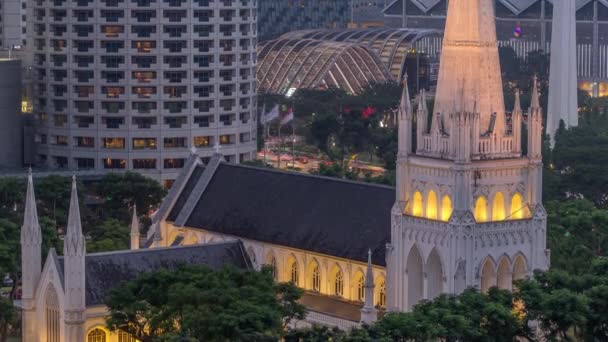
left=105, top=265, right=306, bottom=342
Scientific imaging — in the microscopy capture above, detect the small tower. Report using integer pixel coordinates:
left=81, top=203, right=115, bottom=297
left=63, top=176, right=86, bottom=342
left=396, top=76, right=413, bottom=204
left=512, top=89, right=523, bottom=154
left=360, top=249, right=378, bottom=324
left=416, top=89, right=428, bottom=154
left=130, top=204, right=140, bottom=250
left=20, top=168, right=42, bottom=342
left=527, top=77, right=544, bottom=207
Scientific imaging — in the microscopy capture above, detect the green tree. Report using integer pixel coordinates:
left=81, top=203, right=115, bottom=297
left=97, top=172, right=167, bottom=222
left=106, top=265, right=306, bottom=342
left=87, top=219, right=129, bottom=253
left=0, top=297, right=16, bottom=342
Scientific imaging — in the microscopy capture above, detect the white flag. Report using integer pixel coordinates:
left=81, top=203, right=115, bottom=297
left=280, top=107, right=294, bottom=125
left=262, top=104, right=279, bottom=124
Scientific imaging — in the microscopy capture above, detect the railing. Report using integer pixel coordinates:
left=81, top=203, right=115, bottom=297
left=305, top=310, right=360, bottom=331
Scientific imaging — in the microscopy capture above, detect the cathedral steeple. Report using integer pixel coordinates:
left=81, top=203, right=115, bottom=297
left=397, top=76, right=413, bottom=204
left=21, top=168, right=42, bottom=342
left=130, top=204, right=140, bottom=250
left=433, top=0, right=505, bottom=137
left=512, top=89, right=523, bottom=154
left=63, top=176, right=86, bottom=342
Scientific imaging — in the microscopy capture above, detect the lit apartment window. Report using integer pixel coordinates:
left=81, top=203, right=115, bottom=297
left=133, top=86, right=156, bottom=98
left=163, top=137, right=186, bottom=148
left=133, top=159, right=156, bottom=169
left=163, top=158, right=185, bottom=169
left=101, top=25, right=124, bottom=37
left=103, top=158, right=126, bottom=169
left=102, top=86, right=124, bottom=98
left=132, top=138, right=157, bottom=149
left=102, top=138, right=125, bottom=149
left=193, top=136, right=211, bottom=147
left=132, top=71, right=156, bottom=83
left=132, top=40, right=155, bottom=53
left=219, top=134, right=232, bottom=145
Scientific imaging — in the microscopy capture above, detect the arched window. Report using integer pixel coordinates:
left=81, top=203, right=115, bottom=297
left=290, top=260, right=299, bottom=285
left=312, top=264, right=320, bottom=292
left=269, top=257, right=277, bottom=281
left=426, top=190, right=438, bottom=220
left=492, top=192, right=506, bottom=221
left=441, top=195, right=452, bottom=222
left=118, top=330, right=137, bottom=342
left=474, top=196, right=488, bottom=222
left=46, top=285, right=60, bottom=342
left=511, top=193, right=524, bottom=219
left=378, top=281, right=386, bottom=308
left=87, top=328, right=107, bottom=342
left=412, top=191, right=423, bottom=217
left=357, top=273, right=365, bottom=302
left=334, top=270, right=344, bottom=297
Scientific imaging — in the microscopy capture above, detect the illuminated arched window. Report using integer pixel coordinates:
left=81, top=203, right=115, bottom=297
left=412, top=191, right=423, bottom=217
left=441, top=195, right=452, bottom=222
left=378, top=281, right=386, bottom=307
left=356, top=273, right=365, bottom=302
left=426, top=190, right=438, bottom=220
left=118, top=330, right=137, bottom=342
left=474, top=196, right=488, bottom=222
left=492, top=192, right=506, bottom=221
left=290, top=260, right=299, bottom=285
left=46, top=285, right=60, bottom=342
left=511, top=193, right=524, bottom=219
left=334, top=269, right=344, bottom=297
left=87, top=328, right=107, bottom=342
left=312, top=264, right=321, bottom=292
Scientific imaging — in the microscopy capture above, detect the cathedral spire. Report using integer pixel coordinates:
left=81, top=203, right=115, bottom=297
left=530, top=76, right=540, bottom=110
left=514, top=88, right=522, bottom=114
left=20, top=168, right=42, bottom=342
left=433, top=0, right=505, bottom=136
left=130, top=204, right=140, bottom=250
left=398, top=75, right=412, bottom=157
left=360, top=249, right=378, bottom=324
left=63, top=175, right=86, bottom=342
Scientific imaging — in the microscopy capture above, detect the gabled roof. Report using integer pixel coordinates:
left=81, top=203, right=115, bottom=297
left=166, top=159, right=395, bottom=266
left=57, top=241, right=252, bottom=306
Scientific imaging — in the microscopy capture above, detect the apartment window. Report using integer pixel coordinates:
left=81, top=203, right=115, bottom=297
left=74, top=55, right=94, bottom=67
left=132, top=138, right=156, bottom=149
left=193, top=70, right=213, bottom=82
left=163, top=25, right=186, bottom=37
left=101, top=40, right=124, bottom=53
left=163, top=116, right=187, bottom=128
left=193, top=25, right=213, bottom=37
left=194, top=100, right=213, bottom=112
left=164, top=86, right=186, bottom=98
left=75, top=158, right=94, bottom=169
left=54, top=135, right=68, bottom=146
left=164, top=71, right=186, bottom=83
left=102, top=86, right=124, bottom=98
left=53, top=156, right=68, bottom=168
left=133, top=159, right=156, bottom=169
left=102, top=117, right=124, bottom=128
left=193, top=40, right=213, bottom=52
left=193, top=136, right=211, bottom=147
left=74, top=101, right=94, bottom=113
left=132, top=10, right=156, bottom=22
left=163, top=10, right=186, bottom=22
left=103, top=158, right=126, bottom=169
left=132, top=40, right=155, bottom=52
left=74, top=86, right=94, bottom=98
left=74, top=70, right=94, bottom=82
left=219, top=134, right=233, bottom=145
left=75, top=136, right=94, bottom=147
left=132, top=117, right=156, bottom=128
left=102, top=101, right=125, bottom=113
left=102, top=138, right=125, bottom=149
left=133, top=86, right=156, bottom=98
left=163, top=158, right=185, bottom=169
left=193, top=55, right=213, bottom=67
left=53, top=115, right=67, bottom=127
left=100, top=10, right=124, bottom=22
left=101, top=71, right=125, bottom=83
left=163, top=56, right=186, bottom=68
left=219, top=114, right=233, bottom=125
left=101, top=56, right=124, bottom=68
left=132, top=71, right=156, bottom=83
left=163, top=137, right=186, bottom=148
left=132, top=56, right=156, bottom=68
left=193, top=115, right=212, bottom=127
left=74, top=116, right=94, bottom=127
left=132, top=102, right=156, bottom=113
left=132, top=25, right=156, bottom=37
left=101, top=25, right=124, bottom=37
left=163, top=101, right=186, bottom=113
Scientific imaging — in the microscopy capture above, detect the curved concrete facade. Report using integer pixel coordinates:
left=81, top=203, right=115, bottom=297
left=32, top=0, right=258, bottom=182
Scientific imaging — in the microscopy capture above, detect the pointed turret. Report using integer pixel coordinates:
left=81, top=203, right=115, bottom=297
left=416, top=89, right=428, bottom=154
left=398, top=75, right=412, bottom=157
left=130, top=204, right=140, bottom=250
left=530, top=76, right=540, bottom=110
left=21, top=168, right=42, bottom=342
left=527, top=77, right=544, bottom=206
left=360, top=249, right=378, bottom=324
left=63, top=176, right=86, bottom=342
left=512, top=89, right=523, bottom=154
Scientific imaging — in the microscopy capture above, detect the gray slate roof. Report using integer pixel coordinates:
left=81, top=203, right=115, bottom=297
left=57, top=241, right=252, bottom=306
left=167, top=161, right=395, bottom=266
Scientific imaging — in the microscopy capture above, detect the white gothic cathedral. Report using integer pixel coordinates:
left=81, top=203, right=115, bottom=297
left=18, top=0, right=550, bottom=340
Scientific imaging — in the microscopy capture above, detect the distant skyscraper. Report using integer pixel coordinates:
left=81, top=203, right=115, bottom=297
left=258, top=0, right=349, bottom=41
left=548, top=0, right=578, bottom=144
left=31, top=0, right=258, bottom=183
left=1, top=0, right=27, bottom=48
